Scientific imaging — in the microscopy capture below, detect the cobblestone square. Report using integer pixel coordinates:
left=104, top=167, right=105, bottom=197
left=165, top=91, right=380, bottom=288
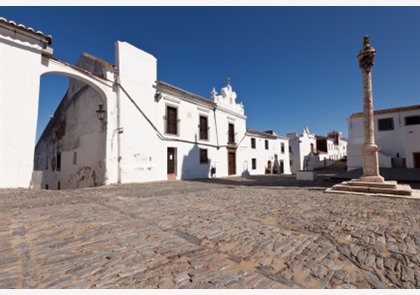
left=1, top=175, right=419, bottom=289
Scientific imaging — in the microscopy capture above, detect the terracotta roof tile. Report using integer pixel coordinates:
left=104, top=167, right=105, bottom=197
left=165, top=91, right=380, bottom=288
left=350, top=104, right=420, bottom=119
left=0, top=17, right=52, bottom=45
left=82, top=52, right=116, bottom=69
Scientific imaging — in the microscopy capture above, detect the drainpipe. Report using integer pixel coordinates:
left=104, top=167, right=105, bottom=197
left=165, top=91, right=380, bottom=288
left=213, top=106, right=220, bottom=149
left=115, top=78, right=122, bottom=184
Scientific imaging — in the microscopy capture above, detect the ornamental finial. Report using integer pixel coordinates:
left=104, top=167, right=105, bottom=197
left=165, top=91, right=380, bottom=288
left=358, top=35, right=376, bottom=72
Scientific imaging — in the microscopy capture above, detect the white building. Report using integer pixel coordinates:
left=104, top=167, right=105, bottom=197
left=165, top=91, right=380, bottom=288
left=244, top=129, right=291, bottom=175
left=287, top=127, right=348, bottom=174
left=347, top=104, right=420, bottom=170
left=316, top=131, right=348, bottom=163
left=287, top=127, right=317, bottom=174
left=32, top=41, right=292, bottom=189
left=1, top=17, right=292, bottom=189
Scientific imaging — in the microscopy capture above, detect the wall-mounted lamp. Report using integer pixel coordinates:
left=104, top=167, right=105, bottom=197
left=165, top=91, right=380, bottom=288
left=154, top=92, right=163, bottom=102
left=96, top=104, right=107, bottom=122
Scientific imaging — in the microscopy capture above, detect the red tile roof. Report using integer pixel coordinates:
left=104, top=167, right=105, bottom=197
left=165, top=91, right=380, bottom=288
left=82, top=52, right=115, bottom=69
left=350, top=104, right=420, bottom=119
left=0, top=17, right=52, bottom=45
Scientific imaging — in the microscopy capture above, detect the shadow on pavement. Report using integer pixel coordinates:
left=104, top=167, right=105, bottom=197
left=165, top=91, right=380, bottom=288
left=186, top=174, right=340, bottom=189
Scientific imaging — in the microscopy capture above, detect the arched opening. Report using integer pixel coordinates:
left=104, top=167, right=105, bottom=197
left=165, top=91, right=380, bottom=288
left=33, top=58, right=110, bottom=190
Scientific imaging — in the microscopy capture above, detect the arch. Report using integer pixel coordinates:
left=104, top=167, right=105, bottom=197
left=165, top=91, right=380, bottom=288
left=39, top=57, right=113, bottom=101
left=1, top=30, right=117, bottom=188
left=33, top=56, right=117, bottom=189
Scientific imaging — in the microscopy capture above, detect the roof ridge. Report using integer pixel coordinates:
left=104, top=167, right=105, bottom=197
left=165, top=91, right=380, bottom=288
left=350, top=104, right=420, bottom=118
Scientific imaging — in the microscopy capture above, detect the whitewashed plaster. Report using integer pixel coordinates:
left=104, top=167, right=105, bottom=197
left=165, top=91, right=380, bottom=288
left=287, top=127, right=317, bottom=174
left=0, top=19, right=115, bottom=188
left=347, top=107, right=420, bottom=170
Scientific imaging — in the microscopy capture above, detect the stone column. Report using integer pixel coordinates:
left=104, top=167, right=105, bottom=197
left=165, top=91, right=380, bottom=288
left=357, top=36, right=384, bottom=183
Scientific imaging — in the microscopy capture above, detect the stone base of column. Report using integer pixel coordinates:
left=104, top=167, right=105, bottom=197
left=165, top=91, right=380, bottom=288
left=325, top=179, right=415, bottom=199
left=359, top=175, right=385, bottom=183
left=360, top=144, right=384, bottom=183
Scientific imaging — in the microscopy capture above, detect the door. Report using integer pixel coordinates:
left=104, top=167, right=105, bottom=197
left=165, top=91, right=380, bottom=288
left=279, top=160, right=284, bottom=174
left=228, top=151, right=236, bottom=175
left=414, top=153, right=420, bottom=168
left=167, top=147, right=176, bottom=176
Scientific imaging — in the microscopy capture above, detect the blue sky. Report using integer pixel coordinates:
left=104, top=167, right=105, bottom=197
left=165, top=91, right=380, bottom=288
left=1, top=6, right=419, bottom=141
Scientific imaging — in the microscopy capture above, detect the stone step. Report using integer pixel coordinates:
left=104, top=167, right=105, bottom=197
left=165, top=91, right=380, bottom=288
left=332, top=183, right=412, bottom=196
left=346, top=180, right=397, bottom=189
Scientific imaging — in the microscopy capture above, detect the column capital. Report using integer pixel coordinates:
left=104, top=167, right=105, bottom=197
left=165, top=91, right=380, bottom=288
left=358, top=36, right=376, bottom=72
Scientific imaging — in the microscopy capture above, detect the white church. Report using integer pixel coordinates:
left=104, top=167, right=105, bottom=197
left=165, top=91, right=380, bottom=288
left=0, top=17, right=292, bottom=189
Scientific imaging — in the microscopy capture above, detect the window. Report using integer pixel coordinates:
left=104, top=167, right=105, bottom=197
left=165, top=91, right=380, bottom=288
left=200, top=149, right=208, bottom=164
left=281, top=143, right=285, bottom=154
left=252, top=158, right=257, bottom=170
left=265, top=140, right=269, bottom=150
left=166, top=106, right=178, bottom=135
left=57, top=181, right=61, bottom=190
left=378, top=118, right=394, bottom=131
left=73, top=151, right=77, bottom=165
left=56, top=152, right=61, bottom=172
left=251, top=138, right=256, bottom=149
left=405, top=115, right=420, bottom=126
left=228, top=123, right=235, bottom=144
left=199, top=116, right=208, bottom=140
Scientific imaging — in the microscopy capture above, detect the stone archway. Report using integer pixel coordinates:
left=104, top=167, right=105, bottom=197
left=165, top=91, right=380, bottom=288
left=34, top=56, right=116, bottom=189
left=0, top=23, right=116, bottom=188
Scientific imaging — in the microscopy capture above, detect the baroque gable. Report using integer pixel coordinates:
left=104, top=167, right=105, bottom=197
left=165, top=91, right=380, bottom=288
left=210, top=79, right=244, bottom=115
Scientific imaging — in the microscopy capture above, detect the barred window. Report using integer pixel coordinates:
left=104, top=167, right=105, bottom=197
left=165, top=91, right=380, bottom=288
left=378, top=118, right=394, bottom=131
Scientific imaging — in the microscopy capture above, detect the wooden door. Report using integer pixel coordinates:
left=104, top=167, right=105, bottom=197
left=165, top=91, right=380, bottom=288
left=414, top=153, right=420, bottom=168
left=228, top=151, right=236, bottom=175
left=167, top=147, right=175, bottom=174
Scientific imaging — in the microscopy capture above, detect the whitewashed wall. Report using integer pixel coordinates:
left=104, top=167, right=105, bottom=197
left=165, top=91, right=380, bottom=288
left=0, top=27, right=45, bottom=188
left=34, top=54, right=115, bottom=189
left=347, top=108, right=420, bottom=170
left=116, top=41, right=248, bottom=182
left=288, top=128, right=317, bottom=174
left=242, top=134, right=291, bottom=175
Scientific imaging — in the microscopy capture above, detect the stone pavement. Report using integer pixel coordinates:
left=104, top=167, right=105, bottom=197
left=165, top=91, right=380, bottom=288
left=1, top=175, right=420, bottom=289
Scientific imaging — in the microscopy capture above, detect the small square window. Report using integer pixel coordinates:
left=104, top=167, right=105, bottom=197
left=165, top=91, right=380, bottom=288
left=265, top=140, right=269, bottom=150
left=378, top=118, right=394, bottom=131
left=281, top=143, right=285, bottom=154
left=252, top=158, right=257, bottom=170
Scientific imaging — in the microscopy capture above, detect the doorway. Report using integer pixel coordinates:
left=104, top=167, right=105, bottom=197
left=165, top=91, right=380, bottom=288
left=228, top=150, right=236, bottom=175
left=414, top=153, right=420, bottom=168
left=167, top=147, right=176, bottom=179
